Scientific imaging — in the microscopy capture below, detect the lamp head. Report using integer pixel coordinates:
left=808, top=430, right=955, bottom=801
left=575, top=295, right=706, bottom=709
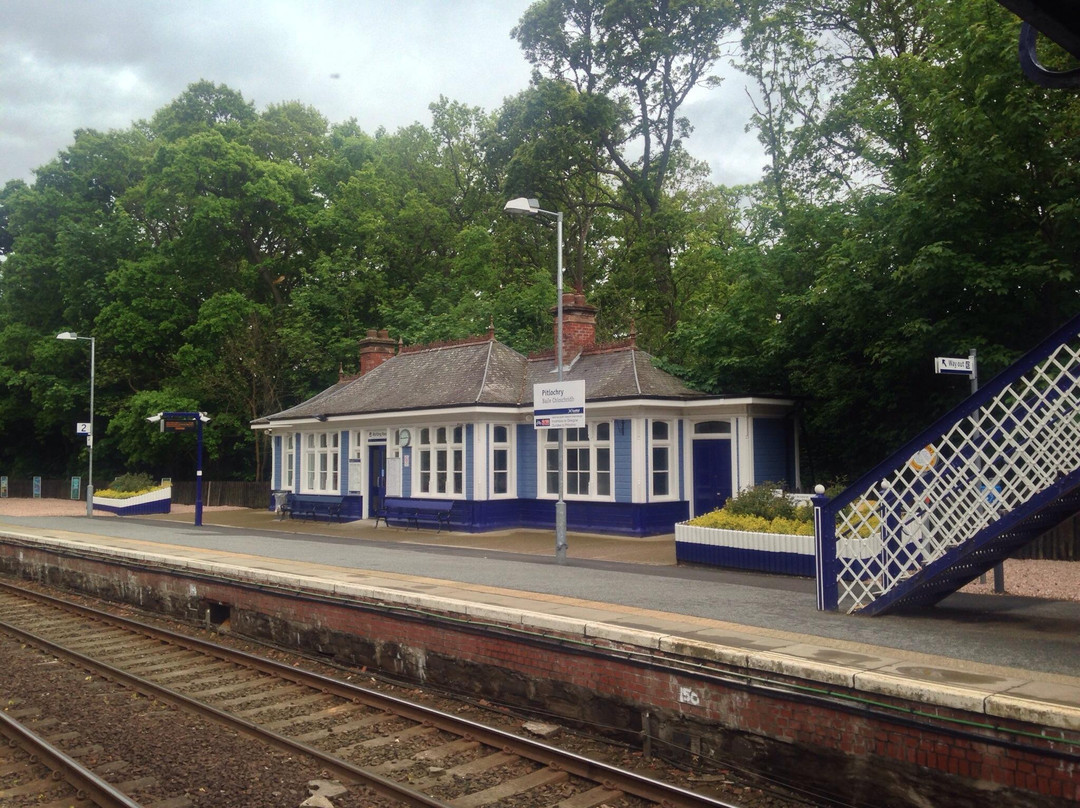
left=56, top=331, right=78, bottom=340
left=503, top=197, right=540, bottom=217
left=146, top=413, right=163, bottom=423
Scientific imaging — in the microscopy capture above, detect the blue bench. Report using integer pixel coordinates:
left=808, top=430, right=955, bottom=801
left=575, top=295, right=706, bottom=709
left=374, top=497, right=455, bottom=533
left=294, top=497, right=344, bottom=522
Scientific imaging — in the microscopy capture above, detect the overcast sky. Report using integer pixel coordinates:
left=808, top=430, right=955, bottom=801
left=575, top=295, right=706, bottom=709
left=1, top=1, right=765, bottom=189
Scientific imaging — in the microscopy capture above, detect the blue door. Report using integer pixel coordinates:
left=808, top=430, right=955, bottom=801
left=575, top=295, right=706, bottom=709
left=692, top=439, right=732, bottom=516
left=368, top=445, right=386, bottom=516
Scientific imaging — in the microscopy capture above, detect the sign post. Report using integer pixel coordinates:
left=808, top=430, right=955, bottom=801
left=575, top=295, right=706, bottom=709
left=148, top=411, right=210, bottom=526
left=533, top=379, right=586, bottom=561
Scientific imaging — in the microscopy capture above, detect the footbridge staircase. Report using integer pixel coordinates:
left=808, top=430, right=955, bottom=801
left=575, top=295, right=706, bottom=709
left=814, top=314, right=1080, bottom=615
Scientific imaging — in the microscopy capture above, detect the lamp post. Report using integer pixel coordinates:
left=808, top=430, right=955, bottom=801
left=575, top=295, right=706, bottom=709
left=503, top=197, right=568, bottom=562
left=56, top=331, right=95, bottom=517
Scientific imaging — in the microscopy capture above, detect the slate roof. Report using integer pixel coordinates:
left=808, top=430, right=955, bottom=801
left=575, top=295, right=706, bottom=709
left=255, top=337, right=705, bottom=424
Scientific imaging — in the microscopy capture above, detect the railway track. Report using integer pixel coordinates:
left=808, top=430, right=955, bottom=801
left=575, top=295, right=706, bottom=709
left=0, top=579, right=742, bottom=808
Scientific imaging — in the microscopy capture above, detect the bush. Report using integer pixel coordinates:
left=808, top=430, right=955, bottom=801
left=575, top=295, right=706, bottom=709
left=686, top=482, right=814, bottom=535
left=108, top=472, right=157, bottom=493
left=722, top=481, right=803, bottom=521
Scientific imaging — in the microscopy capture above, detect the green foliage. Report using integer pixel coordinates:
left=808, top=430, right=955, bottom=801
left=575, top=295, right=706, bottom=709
left=107, top=472, right=157, bottom=493
left=688, top=482, right=813, bottom=534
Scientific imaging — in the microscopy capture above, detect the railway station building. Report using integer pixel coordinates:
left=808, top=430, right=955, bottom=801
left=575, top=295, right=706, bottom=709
left=251, top=297, right=800, bottom=536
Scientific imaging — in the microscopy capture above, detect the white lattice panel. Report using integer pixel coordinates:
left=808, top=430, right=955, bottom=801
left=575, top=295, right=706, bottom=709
left=830, top=339, right=1080, bottom=612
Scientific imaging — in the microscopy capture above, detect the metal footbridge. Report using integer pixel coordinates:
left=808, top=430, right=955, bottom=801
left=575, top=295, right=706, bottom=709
left=814, top=313, right=1080, bottom=614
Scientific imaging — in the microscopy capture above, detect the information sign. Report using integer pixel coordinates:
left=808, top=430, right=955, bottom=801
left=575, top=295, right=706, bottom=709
left=71, top=476, right=81, bottom=500
left=935, top=356, right=973, bottom=375
left=76, top=422, right=91, bottom=435
left=33, top=476, right=41, bottom=498
left=1, top=476, right=7, bottom=498
left=533, top=380, right=586, bottom=429
left=163, top=417, right=197, bottom=433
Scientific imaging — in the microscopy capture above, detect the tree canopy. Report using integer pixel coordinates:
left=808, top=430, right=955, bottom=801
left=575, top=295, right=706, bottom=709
left=1, top=1, right=1077, bottom=488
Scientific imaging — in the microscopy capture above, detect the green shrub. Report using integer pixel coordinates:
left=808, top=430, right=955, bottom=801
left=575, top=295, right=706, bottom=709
left=108, top=472, right=156, bottom=493
left=722, top=481, right=802, bottom=521
left=686, top=481, right=814, bottom=535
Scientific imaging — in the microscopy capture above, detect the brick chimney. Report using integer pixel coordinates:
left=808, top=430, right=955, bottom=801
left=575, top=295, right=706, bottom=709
left=552, top=293, right=597, bottom=359
left=358, top=329, right=396, bottom=375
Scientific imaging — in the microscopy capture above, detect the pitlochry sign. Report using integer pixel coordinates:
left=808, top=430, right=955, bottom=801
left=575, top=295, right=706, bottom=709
left=533, top=380, right=586, bottom=429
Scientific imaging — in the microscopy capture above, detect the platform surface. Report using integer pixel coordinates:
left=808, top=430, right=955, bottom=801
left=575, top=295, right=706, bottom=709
left=2, top=509, right=1078, bottom=730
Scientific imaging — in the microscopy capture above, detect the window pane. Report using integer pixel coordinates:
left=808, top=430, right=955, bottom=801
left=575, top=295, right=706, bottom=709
left=596, top=422, right=610, bottom=441
left=493, top=450, right=507, bottom=472
left=597, top=473, right=610, bottom=496
left=494, top=472, right=508, bottom=494
left=547, top=429, right=559, bottom=443
left=437, top=427, right=447, bottom=444
left=453, top=426, right=463, bottom=444
left=493, top=425, right=507, bottom=443
left=597, top=448, right=610, bottom=471
left=652, top=421, right=668, bottom=441
left=652, top=447, right=668, bottom=471
left=695, top=421, right=730, bottom=434
left=653, top=474, right=668, bottom=496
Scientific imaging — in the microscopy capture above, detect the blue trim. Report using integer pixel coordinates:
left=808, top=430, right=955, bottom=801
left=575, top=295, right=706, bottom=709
left=273, top=435, right=282, bottom=490
left=434, top=498, right=688, bottom=537
left=675, top=541, right=814, bottom=577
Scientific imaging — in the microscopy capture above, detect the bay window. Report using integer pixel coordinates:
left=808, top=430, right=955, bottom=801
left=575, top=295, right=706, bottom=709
left=543, top=422, right=612, bottom=499
left=303, top=431, right=339, bottom=493
left=418, top=425, right=464, bottom=496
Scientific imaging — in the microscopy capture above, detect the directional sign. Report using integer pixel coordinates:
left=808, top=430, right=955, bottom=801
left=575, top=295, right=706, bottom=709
left=534, top=380, right=586, bottom=429
left=935, top=356, right=973, bottom=375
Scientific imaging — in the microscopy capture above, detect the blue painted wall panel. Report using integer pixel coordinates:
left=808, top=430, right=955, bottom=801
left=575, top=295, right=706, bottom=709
left=340, top=431, right=350, bottom=495
left=517, top=425, right=537, bottom=499
left=466, top=424, right=474, bottom=500
left=675, top=541, right=814, bottom=577
left=402, top=447, right=412, bottom=497
left=753, top=418, right=793, bottom=486
left=614, top=420, right=632, bottom=503
left=273, top=435, right=282, bottom=490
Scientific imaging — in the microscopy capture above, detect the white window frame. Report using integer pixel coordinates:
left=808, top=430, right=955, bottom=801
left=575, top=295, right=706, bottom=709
left=302, top=430, right=339, bottom=494
left=650, top=419, right=675, bottom=500
left=283, top=433, right=295, bottom=489
left=489, top=424, right=515, bottom=498
left=416, top=425, right=465, bottom=497
left=541, top=421, right=614, bottom=501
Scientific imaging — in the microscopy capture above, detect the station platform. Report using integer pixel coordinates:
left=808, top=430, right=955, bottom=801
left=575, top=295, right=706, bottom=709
left=1, top=507, right=1077, bottom=733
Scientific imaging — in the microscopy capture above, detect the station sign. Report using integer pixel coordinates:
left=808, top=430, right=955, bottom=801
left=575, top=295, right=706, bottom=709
left=935, top=356, right=973, bottom=375
left=534, top=380, right=586, bottom=429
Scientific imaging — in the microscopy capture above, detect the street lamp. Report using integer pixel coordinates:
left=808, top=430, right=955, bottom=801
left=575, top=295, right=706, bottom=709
left=503, top=196, right=568, bottom=562
left=56, top=331, right=96, bottom=517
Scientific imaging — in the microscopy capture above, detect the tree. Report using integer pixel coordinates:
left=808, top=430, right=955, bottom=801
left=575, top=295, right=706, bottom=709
left=512, top=0, right=741, bottom=337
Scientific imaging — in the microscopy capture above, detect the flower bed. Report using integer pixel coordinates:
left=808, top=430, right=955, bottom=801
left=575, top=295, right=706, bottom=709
left=674, top=522, right=815, bottom=576
left=93, top=486, right=171, bottom=516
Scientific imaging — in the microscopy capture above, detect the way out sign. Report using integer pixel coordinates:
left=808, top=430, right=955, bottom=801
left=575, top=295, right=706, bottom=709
left=935, top=356, right=974, bottom=376
left=534, top=380, right=586, bottom=429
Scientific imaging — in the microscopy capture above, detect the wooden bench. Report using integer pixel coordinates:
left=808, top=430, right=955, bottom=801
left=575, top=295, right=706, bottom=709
left=294, top=497, right=344, bottom=522
left=374, top=497, right=455, bottom=533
